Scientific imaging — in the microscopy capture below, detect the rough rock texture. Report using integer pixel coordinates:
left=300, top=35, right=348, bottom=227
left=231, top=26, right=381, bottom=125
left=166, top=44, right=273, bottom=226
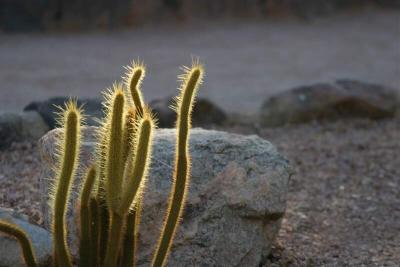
left=150, top=97, right=227, bottom=128
left=0, top=208, right=52, bottom=267
left=24, top=97, right=103, bottom=129
left=0, top=111, right=49, bottom=150
left=260, top=79, right=400, bottom=127
left=39, top=127, right=291, bottom=266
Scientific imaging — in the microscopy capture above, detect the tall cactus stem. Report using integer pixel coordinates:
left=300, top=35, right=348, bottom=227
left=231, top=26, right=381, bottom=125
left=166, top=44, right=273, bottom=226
left=103, top=212, right=125, bottom=267
left=120, top=201, right=141, bottom=267
left=97, top=201, right=109, bottom=265
left=89, top=197, right=99, bottom=267
left=104, top=115, right=153, bottom=267
left=105, top=88, right=125, bottom=212
left=152, top=62, right=204, bottom=267
left=79, top=166, right=97, bottom=267
left=52, top=101, right=81, bottom=267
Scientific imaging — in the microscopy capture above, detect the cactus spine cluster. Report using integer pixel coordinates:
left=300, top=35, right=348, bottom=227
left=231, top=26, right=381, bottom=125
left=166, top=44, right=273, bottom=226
left=0, top=59, right=204, bottom=267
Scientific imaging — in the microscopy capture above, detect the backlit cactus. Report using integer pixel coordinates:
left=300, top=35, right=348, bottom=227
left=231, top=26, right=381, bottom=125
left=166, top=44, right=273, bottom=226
left=52, top=101, right=82, bottom=267
left=153, top=61, right=204, bottom=267
left=0, top=59, right=204, bottom=267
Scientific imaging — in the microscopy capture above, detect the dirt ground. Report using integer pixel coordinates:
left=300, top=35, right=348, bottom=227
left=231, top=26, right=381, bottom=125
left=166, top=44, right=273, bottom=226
left=225, top=118, right=400, bottom=266
left=0, top=9, right=399, bottom=114
left=1, top=117, right=399, bottom=266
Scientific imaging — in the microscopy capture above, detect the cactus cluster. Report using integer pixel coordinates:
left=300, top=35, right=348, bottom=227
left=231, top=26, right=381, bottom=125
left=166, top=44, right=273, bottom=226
left=0, top=59, right=204, bottom=267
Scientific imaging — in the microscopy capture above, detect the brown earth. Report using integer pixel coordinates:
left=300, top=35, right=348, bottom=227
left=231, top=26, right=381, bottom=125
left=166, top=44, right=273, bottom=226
left=1, top=117, right=399, bottom=266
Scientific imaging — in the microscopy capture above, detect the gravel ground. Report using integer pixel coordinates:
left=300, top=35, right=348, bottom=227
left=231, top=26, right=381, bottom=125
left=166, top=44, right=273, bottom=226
left=224, top=118, right=400, bottom=266
left=1, top=117, right=399, bottom=266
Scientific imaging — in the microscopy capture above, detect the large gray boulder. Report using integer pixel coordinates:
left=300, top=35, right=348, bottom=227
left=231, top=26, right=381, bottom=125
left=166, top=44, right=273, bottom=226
left=260, top=79, right=400, bottom=127
left=39, top=127, right=291, bottom=266
left=0, top=208, right=52, bottom=267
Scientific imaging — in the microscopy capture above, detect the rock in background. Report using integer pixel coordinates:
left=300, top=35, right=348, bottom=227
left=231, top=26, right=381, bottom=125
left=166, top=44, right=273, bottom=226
left=40, top=127, right=291, bottom=266
left=150, top=96, right=227, bottom=128
left=0, top=208, right=52, bottom=267
left=260, top=79, right=400, bottom=127
left=0, top=111, right=49, bottom=150
left=24, top=97, right=103, bottom=129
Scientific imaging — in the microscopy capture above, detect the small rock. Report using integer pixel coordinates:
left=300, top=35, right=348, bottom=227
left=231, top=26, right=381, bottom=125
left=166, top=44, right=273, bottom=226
left=0, top=208, right=52, bottom=267
left=260, top=79, right=400, bottom=127
left=0, top=113, right=23, bottom=150
left=40, top=127, right=291, bottom=266
left=20, top=111, right=50, bottom=140
left=0, top=111, right=50, bottom=150
left=150, top=97, right=227, bottom=128
left=24, top=97, right=103, bottom=129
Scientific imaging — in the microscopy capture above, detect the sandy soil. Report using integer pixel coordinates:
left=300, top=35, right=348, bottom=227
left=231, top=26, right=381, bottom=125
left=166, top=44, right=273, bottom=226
left=1, top=9, right=399, bottom=114
left=1, top=117, right=399, bottom=266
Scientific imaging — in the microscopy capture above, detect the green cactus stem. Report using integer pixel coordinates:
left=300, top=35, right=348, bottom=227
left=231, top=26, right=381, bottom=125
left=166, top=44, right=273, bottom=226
left=119, top=203, right=141, bottom=267
left=89, top=197, right=99, bottom=267
left=0, top=220, right=38, bottom=267
left=94, top=130, right=109, bottom=266
left=79, top=166, right=97, bottom=267
left=104, top=115, right=154, bottom=267
left=52, top=101, right=81, bottom=267
left=105, top=87, right=125, bottom=212
left=122, top=108, right=137, bottom=164
left=97, top=200, right=109, bottom=265
left=152, top=62, right=204, bottom=267
left=118, top=115, right=153, bottom=215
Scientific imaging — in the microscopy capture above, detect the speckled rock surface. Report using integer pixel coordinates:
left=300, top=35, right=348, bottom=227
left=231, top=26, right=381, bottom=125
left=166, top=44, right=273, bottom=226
left=39, top=127, right=291, bottom=266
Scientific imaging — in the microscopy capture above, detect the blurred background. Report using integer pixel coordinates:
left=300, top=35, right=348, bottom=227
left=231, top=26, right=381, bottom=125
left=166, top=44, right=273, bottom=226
left=1, top=2, right=400, bottom=266
left=0, top=0, right=399, bottom=114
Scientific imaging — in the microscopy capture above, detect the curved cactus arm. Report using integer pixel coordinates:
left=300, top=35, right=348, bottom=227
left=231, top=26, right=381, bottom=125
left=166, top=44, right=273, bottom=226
left=51, top=101, right=82, bottom=267
left=0, top=220, right=38, bottom=267
left=79, top=166, right=97, bottom=267
left=124, top=60, right=146, bottom=115
left=152, top=61, right=204, bottom=267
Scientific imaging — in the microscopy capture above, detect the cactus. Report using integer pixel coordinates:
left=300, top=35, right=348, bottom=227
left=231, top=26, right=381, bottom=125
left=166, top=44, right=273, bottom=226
left=0, top=220, right=38, bottom=267
left=0, top=59, right=204, bottom=267
left=79, top=166, right=97, bottom=267
left=52, top=101, right=82, bottom=267
left=153, top=60, right=204, bottom=267
left=103, top=98, right=155, bottom=266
